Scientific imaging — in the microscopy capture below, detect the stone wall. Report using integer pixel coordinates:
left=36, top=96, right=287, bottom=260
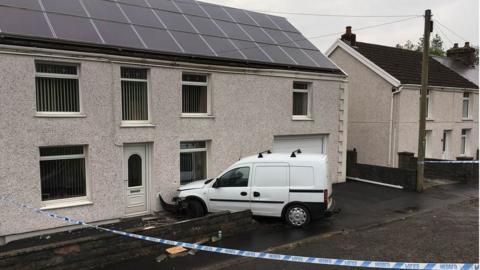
left=0, top=211, right=255, bottom=270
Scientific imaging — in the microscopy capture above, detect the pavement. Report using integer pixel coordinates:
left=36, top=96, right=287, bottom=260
left=97, top=180, right=479, bottom=270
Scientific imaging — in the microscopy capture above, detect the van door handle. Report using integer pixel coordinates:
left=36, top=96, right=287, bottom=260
left=253, top=192, right=260, bottom=197
left=240, top=192, right=247, bottom=196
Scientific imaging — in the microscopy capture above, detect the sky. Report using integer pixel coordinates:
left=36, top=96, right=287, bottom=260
left=199, top=0, right=479, bottom=52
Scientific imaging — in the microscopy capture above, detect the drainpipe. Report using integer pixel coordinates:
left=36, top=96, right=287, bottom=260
left=388, top=86, right=402, bottom=167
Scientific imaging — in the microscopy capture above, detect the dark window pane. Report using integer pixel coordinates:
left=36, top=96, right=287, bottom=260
left=216, top=167, right=249, bottom=188
left=40, top=146, right=84, bottom=157
left=121, top=81, right=148, bottom=120
left=128, top=154, right=142, bottom=187
left=293, top=82, right=308, bottom=90
left=180, top=141, right=206, bottom=149
left=182, top=85, right=207, bottom=113
left=182, top=73, right=207, bottom=82
left=180, top=151, right=206, bottom=184
left=36, top=62, right=77, bottom=74
left=293, top=92, right=308, bottom=116
left=40, top=158, right=86, bottom=201
left=36, top=77, right=80, bottom=112
left=121, top=67, right=147, bottom=79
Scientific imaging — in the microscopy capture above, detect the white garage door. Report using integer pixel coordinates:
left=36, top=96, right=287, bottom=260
left=273, top=135, right=327, bottom=154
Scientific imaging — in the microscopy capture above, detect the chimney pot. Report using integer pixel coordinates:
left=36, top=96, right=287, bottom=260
left=341, top=26, right=356, bottom=46
left=346, top=26, right=352, bottom=34
left=464, top=42, right=470, bottom=48
left=453, top=43, right=458, bottom=48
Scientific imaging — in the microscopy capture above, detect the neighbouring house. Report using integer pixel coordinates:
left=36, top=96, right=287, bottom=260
left=326, top=26, right=478, bottom=168
left=0, top=0, right=347, bottom=244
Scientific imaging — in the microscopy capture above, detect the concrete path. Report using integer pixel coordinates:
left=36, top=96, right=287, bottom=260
left=97, top=181, right=478, bottom=270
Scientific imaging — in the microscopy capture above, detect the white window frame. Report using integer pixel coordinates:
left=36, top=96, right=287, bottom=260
left=426, top=90, right=432, bottom=119
left=460, top=129, right=470, bottom=156
left=34, top=61, right=84, bottom=118
left=181, top=73, right=212, bottom=117
left=179, top=141, right=208, bottom=185
left=425, top=130, right=432, bottom=158
left=120, top=67, right=152, bottom=127
left=292, top=82, right=312, bottom=120
left=462, top=92, right=471, bottom=119
left=39, top=145, right=92, bottom=210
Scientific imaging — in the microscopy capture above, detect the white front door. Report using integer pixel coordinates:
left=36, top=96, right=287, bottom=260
left=124, top=144, right=148, bottom=216
left=442, top=130, right=451, bottom=160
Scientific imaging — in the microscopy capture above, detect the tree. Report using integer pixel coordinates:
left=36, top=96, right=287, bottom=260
left=396, top=34, right=445, bottom=56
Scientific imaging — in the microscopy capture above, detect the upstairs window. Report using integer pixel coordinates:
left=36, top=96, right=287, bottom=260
left=292, top=82, right=311, bottom=118
left=462, top=92, right=471, bottom=118
left=35, top=62, right=80, bottom=113
left=180, top=141, right=207, bottom=185
left=39, top=146, right=87, bottom=202
left=426, top=90, right=432, bottom=118
left=121, top=67, right=149, bottom=122
left=182, top=73, right=209, bottom=115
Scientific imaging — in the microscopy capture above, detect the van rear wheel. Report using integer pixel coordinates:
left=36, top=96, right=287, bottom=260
left=285, top=205, right=310, bottom=227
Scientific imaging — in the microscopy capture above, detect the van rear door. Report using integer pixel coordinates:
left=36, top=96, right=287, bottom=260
left=250, top=163, right=289, bottom=217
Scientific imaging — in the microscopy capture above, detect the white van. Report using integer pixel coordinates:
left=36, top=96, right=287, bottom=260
left=164, top=151, right=334, bottom=227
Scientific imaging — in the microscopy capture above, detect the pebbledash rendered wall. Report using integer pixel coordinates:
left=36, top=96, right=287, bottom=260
left=0, top=46, right=347, bottom=240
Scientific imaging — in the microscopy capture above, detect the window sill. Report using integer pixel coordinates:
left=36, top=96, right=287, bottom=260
left=426, top=118, right=434, bottom=121
left=462, top=118, right=474, bottom=121
left=35, top=113, right=86, bottom=118
left=292, top=116, right=313, bottom=121
left=41, top=199, right=93, bottom=210
left=120, top=122, right=156, bottom=128
left=181, top=114, right=215, bottom=119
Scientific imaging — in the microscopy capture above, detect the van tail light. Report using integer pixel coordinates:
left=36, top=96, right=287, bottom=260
left=324, top=189, right=328, bottom=204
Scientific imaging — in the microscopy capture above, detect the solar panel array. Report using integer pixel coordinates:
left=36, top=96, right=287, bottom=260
left=0, top=0, right=339, bottom=71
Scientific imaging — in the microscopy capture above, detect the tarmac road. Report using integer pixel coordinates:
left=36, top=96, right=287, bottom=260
left=98, top=181, right=478, bottom=270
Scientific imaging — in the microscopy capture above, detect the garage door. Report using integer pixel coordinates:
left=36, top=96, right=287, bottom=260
left=273, top=135, right=327, bottom=154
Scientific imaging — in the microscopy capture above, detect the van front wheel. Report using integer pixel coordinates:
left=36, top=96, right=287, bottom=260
left=285, top=205, right=310, bottom=227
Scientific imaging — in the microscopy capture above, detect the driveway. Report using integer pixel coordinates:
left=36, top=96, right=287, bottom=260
left=98, top=181, right=478, bottom=270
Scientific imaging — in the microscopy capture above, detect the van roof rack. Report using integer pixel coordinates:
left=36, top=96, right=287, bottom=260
left=290, top=149, right=302, bottom=158
left=258, top=150, right=272, bottom=158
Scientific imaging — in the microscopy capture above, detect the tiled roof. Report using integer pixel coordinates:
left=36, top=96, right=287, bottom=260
left=352, top=41, right=478, bottom=89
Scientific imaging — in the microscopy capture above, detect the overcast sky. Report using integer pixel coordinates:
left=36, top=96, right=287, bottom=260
left=200, top=0, right=479, bottom=52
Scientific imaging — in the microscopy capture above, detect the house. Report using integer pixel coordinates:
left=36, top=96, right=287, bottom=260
left=326, top=27, right=478, bottom=168
left=0, top=0, right=347, bottom=244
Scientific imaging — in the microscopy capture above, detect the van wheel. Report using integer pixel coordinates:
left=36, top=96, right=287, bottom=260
left=186, top=199, right=206, bottom=218
left=285, top=205, right=310, bottom=227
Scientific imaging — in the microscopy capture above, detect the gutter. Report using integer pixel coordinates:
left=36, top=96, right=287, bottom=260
left=388, top=86, right=402, bottom=167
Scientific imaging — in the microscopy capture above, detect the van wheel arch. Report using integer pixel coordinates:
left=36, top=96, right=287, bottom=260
left=186, top=196, right=208, bottom=214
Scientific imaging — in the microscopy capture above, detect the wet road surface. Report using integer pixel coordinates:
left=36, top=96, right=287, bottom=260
left=97, top=181, right=478, bottom=270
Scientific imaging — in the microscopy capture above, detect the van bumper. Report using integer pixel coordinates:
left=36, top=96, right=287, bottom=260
left=304, top=196, right=335, bottom=219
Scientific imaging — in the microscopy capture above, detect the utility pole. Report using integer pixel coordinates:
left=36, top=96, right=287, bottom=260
left=416, top=9, right=432, bottom=192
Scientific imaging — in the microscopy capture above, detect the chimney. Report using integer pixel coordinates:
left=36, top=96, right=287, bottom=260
left=447, top=41, right=476, bottom=67
left=341, top=26, right=356, bottom=46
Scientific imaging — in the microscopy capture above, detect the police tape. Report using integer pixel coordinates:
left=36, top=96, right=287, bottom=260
left=421, top=160, right=479, bottom=164
left=1, top=196, right=478, bottom=270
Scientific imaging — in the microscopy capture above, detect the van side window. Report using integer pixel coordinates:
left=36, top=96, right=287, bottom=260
left=290, top=166, right=314, bottom=187
left=254, top=166, right=288, bottom=187
left=215, top=167, right=250, bottom=187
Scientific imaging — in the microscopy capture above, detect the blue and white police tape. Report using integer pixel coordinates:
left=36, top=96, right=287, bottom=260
left=0, top=196, right=478, bottom=270
left=421, top=160, right=479, bottom=164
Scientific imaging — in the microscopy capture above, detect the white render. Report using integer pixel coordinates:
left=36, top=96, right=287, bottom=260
left=0, top=45, right=347, bottom=240
left=327, top=40, right=479, bottom=167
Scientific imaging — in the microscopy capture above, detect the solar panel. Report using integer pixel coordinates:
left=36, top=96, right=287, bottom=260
left=48, top=14, right=102, bottom=43
left=120, top=3, right=163, bottom=28
left=42, top=0, right=87, bottom=17
left=135, top=26, right=182, bottom=53
left=185, top=15, right=225, bottom=37
left=0, top=0, right=339, bottom=71
left=93, top=20, right=144, bottom=48
left=170, top=31, right=215, bottom=56
left=0, top=6, right=53, bottom=38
